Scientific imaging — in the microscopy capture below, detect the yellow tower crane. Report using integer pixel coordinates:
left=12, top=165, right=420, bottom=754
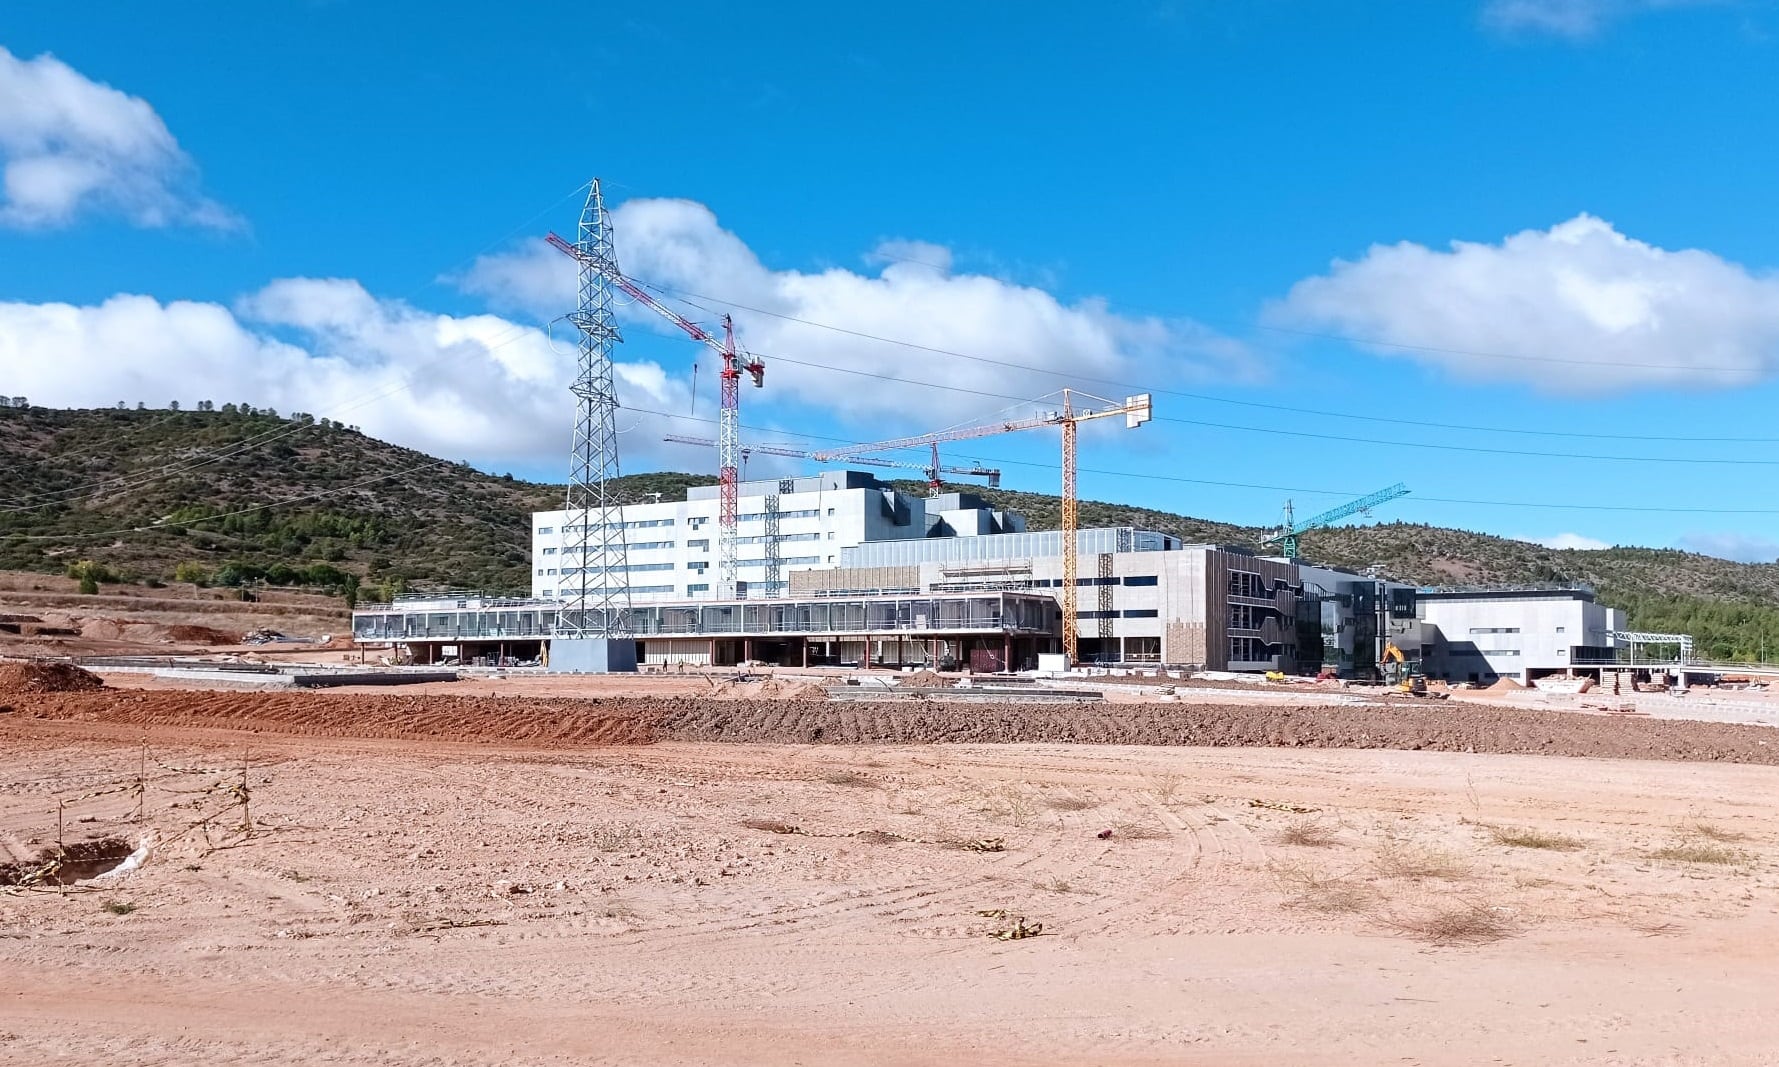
left=809, top=389, right=1152, bottom=663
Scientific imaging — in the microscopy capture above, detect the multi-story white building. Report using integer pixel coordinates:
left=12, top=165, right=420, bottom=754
left=529, top=472, right=1023, bottom=602
left=1416, top=587, right=1625, bottom=684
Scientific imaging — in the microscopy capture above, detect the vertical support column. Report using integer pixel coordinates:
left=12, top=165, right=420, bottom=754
left=1003, top=633, right=1012, bottom=672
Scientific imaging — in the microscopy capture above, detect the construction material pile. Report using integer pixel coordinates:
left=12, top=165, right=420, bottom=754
left=0, top=661, right=104, bottom=694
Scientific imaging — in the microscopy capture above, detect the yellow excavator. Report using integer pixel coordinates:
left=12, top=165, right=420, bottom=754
left=1380, top=642, right=1429, bottom=696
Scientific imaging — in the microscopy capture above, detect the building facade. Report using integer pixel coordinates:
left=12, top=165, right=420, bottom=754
left=529, top=473, right=1022, bottom=602
left=793, top=529, right=1311, bottom=672
left=1416, top=587, right=1625, bottom=684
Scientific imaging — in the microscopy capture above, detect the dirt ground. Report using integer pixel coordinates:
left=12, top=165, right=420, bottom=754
left=3, top=687, right=1779, bottom=1065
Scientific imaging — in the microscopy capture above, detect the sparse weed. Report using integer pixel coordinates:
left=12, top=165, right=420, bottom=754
left=1146, top=775, right=1185, bottom=805
left=1111, top=820, right=1169, bottom=840
left=100, top=900, right=136, bottom=915
left=973, top=785, right=1037, bottom=827
left=1487, top=826, right=1582, bottom=852
left=1274, top=863, right=1374, bottom=914
left=1684, top=820, right=1747, bottom=843
left=1391, top=901, right=1517, bottom=945
left=1045, top=795, right=1098, bottom=812
left=820, top=769, right=876, bottom=788
left=1277, top=818, right=1337, bottom=848
left=1375, top=840, right=1471, bottom=881
left=1649, top=841, right=1742, bottom=866
left=1036, top=877, right=1075, bottom=894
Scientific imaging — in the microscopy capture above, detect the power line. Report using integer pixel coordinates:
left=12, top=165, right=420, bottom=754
left=640, top=277, right=1779, bottom=445
left=633, top=322, right=1779, bottom=469
left=638, top=406, right=1779, bottom=516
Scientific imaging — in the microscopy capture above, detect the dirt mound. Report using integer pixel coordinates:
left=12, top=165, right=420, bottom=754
left=10, top=689, right=656, bottom=746
left=167, top=624, right=238, bottom=646
left=10, top=690, right=1779, bottom=766
left=1485, top=678, right=1525, bottom=692
left=898, top=669, right=947, bottom=688
left=0, top=662, right=104, bottom=694
left=653, top=699, right=1779, bottom=765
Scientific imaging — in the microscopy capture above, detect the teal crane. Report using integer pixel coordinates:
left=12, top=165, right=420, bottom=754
left=1263, top=483, right=1410, bottom=559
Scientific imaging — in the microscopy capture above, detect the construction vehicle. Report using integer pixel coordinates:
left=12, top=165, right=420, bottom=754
left=1381, top=642, right=1429, bottom=696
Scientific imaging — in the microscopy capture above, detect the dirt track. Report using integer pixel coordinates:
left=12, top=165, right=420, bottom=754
left=5, top=727, right=1779, bottom=1066
left=10, top=687, right=1779, bottom=764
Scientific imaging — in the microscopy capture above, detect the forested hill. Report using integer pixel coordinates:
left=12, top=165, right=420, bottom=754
left=3, top=406, right=1776, bottom=658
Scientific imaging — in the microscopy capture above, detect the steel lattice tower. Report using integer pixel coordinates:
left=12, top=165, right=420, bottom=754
left=559, top=179, right=632, bottom=639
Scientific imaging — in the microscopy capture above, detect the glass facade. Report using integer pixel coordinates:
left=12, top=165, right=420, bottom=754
left=353, top=592, right=1055, bottom=642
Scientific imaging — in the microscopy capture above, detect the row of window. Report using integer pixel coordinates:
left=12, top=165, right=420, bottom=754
left=736, top=509, right=823, bottom=521
left=1077, top=609, right=1160, bottom=619
left=558, top=563, right=676, bottom=575
left=735, top=556, right=822, bottom=567
left=735, top=532, right=826, bottom=545
left=1468, top=627, right=1520, bottom=634
left=554, top=518, right=677, bottom=534
left=1028, top=575, right=1158, bottom=588
left=554, top=540, right=676, bottom=554
left=539, top=585, right=676, bottom=597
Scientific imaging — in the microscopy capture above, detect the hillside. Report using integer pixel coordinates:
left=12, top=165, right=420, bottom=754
left=4, top=407, right=1777, bottom=658
left=0, top=406, right=710, bottom=600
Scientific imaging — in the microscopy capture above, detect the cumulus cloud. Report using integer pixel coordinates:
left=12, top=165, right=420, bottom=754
left=0, top=282, right=716, bottom=474
left=0, top=46, right=236, bottom=229
left=1271, top=214, right=1779, bottom=391
left=456, top=196, right=1255, bottom=430
left=1676, top=532, right=1779, bottom=563
left=1522, top=532, right=1614, bottom=551
left=1482, top=0, right=1727, bottom=38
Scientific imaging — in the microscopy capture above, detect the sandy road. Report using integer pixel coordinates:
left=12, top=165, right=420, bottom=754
left=4, top=713, right=1779, bottom=1066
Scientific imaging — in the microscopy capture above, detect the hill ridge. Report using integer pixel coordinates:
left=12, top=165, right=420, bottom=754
left=3, top=406, right=1776, bottom=659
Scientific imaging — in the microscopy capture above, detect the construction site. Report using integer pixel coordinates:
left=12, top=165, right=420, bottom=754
left=6, top=179, right=1779, bottom=1067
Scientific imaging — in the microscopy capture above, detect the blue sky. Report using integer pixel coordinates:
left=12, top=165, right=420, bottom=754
left=5, top=0, right=1779, bottom=560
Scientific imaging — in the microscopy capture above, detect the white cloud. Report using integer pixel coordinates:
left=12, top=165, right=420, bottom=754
left=1482, top=0, right=1727, bottom=38
left=0, top=282, right=717, bottom=474
left=1522, top=532, right=1614, bottom=550
left=1676, top=532, right=1779, bottom=563
left=456, top=196, right=1255, bottom=432
left=1271, top=214, right=1779, bottom=391
left=0, top=46, right=236, bottom=229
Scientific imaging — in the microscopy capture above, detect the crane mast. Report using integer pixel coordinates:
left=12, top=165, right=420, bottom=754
left=547, top=232, right=765, bottom=598
left=805, top=389, right=1151, bottom=664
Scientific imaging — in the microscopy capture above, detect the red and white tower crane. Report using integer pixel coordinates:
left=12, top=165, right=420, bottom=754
left=546, top=233, right=765, bottom=598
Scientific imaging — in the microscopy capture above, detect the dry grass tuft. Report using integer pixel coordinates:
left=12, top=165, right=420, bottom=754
left=1649, top=841, right=1742, bottom=865
left=1375, top=840, right=1471, bottom=881
left=1045, top=795, right=1099, bottom=812
left=1488, top=826, right=1582, bottom=851
left=1036, top=877, right=1075, bottom=894
left=821, top=769, right=876, bottom=788
left=1685, top=820, right=1747, bottom=843
left=1277, top=818, right=1337, bottom=848
left=852, top=830, right=902, bottom=845
left=1275, top=864, right=1374, bottom=914
left=1112, top=820, right=1170, bottom=840
left=100, top=900, right=137, bottom=915
left=1392, top=902, right=1518, bottom=945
